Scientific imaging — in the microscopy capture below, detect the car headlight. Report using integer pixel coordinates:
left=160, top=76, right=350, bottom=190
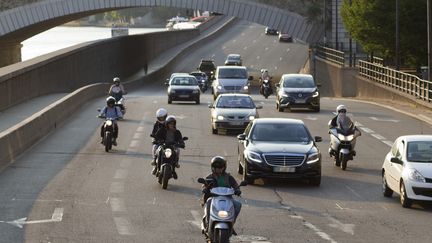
left=217, top=210, right=229, bottom=218
left=280, top=92, right=288, bottom=97
left=306, top=152, right=320, bottom=164
left=312, top=91, right=319, bottom=97
left=192, top=89, right=199, bottom=94
left=217, top=115, right=224, bottom=121
left=246, top=151, right=263, bottom=163
left=243, top=86, right=249, bottom=90
left=405, top=168, right=426, bottom=183
left=248, top=116, right=255, bottom=120
left=169, top=89, right=176, bottom=94
left=164, top=148, right=173, bottom=158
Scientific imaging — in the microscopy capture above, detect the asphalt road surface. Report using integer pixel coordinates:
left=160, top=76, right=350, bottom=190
left=1, top=21, right=432, bottom=243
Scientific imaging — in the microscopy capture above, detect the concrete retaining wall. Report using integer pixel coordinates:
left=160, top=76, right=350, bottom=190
left=315, top=57, right=357, bottom=97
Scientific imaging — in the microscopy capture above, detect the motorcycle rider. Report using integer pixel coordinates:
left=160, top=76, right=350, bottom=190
left=153, top=115, right=185, bottom=179
left=150, top=108, right=168, bottom=174
left=329, top=105, right=354, bottom=132
left=201, top=156, right=241, bottom=235
left=259, top=69, right=272, bottom=95
left=99, top=96, right=123, bottom=146
left=108, top=77, right=127, bottom=101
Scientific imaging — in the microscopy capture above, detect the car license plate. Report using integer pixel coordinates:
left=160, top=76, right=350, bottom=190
left=295, top=99, right=306, bottom=104
left=230, top=121, right=243, bottom=126
left=179, top=95, right=189, bottom=98
left=273, top=167, right=295, bottom=173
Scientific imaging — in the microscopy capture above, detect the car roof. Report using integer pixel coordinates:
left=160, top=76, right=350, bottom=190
left=190, top=71, right=206, bottom=75
left=217, top=66, right=246, bottom=70
left=171, top=72, right=189, bottom=77
left=227, top=54, right=241, bottom=58
left=171, top=74, right=196, bottom=79
left=218, top=94, right=252, bottom=98
left=398, top=135, right=432, bottom=142
left=282, top=73, right=313, bottom=79
left=253, top=118, right=305, bottom=125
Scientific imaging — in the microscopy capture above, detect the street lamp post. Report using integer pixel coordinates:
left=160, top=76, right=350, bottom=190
left=395, top=0, right=400, bottom=71
left=428, top=0, right=432, bottom=83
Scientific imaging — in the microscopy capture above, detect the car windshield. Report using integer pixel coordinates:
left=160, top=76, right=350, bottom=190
left=170, top=77, right=198, bottom=86
left=251, top=123, right=311, bottom=143
left=407, top=141, right=432, bottom=163
left=216, top=96, right=254, bottom=108
left=283, top=76, right=316, bottom=88
left=218, top=68, right=247, bottom=79
left=228, top=56, right=240, bottom=61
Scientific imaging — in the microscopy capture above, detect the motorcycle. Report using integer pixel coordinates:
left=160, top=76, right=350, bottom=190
left=199, top=79, right=208, bottom=93
left=328, top=125, right=361, bottom=170
left=155, top=137, right=188, bottom=189
left=197, top=178, right=247, bottom=243
left=259, top=77, right=272, bottom=99
left=98, top=116, right=117, bottom=152
left=110, top=92, right=126, bottom=115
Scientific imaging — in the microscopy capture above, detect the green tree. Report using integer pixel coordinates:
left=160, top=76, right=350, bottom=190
left=341, top=0, right=427, bottom=67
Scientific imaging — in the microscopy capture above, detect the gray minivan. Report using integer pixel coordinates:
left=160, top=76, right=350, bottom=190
left=211, top=66, right=253, bottom=100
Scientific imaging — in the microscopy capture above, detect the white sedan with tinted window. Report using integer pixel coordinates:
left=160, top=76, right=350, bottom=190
left=382, top=135, right=432, bottom=207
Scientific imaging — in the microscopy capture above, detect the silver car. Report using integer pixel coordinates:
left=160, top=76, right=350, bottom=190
left=209, top=94, right=262, bottom=134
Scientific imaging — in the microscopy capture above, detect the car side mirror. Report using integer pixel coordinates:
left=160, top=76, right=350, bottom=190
left=165, top=82, right=169, bottom=86
left=237, top=134, right=246, bottom=140
left=208, top=104, right=214, bottom=108
left=248, top=76, right=253, bottom=81
left=315, top=136, right=322, bottom=142
left=183, top=137, right=188, bottom=141
left=390, top=157, right=403, bottom=165
left=275, top=83, right=280, bottom=88
left=197, top=178, right=206, bottom=184
left=239, top=181, right=248, bottom=186
left=256, top=105, right=263, bottom=109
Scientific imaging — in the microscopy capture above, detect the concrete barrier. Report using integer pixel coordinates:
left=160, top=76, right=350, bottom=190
left=0, top=17, right=237, bottom=168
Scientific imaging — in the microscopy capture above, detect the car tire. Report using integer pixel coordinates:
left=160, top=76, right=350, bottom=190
left=196, top=98, right=200, bottom=104
left=168, top=97, right=172, bottom=104
left=313, top=106, right=320, bottom=112
left=277, top=103, right=284, bottom=112
left=309, top=176, right=321, bottom=187
left=237, top=152, right=243, bottom=175
left=400, top=181, right=412, bottom=208
left=382, top=171, right=393, bottom=197
left=242, top=162, right=254, bottom=185
left=212, top=126, right=218, bottom=134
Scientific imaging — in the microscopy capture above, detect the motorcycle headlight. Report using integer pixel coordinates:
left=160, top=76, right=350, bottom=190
left=218, top=210, right=229, bottom=218
left=405, top=168, right=426, bottom=183
left=312, top=91, right=319, bottom=97
left=164, top=148, right=173, bottom=158
left=306, top=152, right=320, bottom=164
left=217, top=115, right=224, bottom=121
left=243, top=85, right=249, bottom=90
left=346, top=135, right=354, bottom=140
left=248, top=116, right=255, bottom=120
left=246, top=151, right=263, bottom=163
left=337, top=134, right=346, bottom=140
left=217, top=85, right=222, bottom=90
left=105, top=120, right=113, bottom=126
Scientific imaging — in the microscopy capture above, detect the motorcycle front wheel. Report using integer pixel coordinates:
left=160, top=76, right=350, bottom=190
left=215, top=228, right=229, bottom=243
left=105, top=131, right=112, bottom=152
left=340, top=154, right=348, bottom=170
left=162, top=165, right=171, bottom=189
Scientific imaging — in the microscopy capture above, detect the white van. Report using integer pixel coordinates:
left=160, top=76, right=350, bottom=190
left=211, top=66, right=253, bottom=100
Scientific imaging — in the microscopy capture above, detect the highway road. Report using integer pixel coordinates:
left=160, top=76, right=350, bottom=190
left=1, top=20, right=432, bottom=243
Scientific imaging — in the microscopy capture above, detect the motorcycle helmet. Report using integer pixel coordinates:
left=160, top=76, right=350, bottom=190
left=113, top=77, right=120, bottom=85
left=260, top=69, right=268, bottom=74
left=336, top=104, right=347, bottom=113
left=211, top=156, right=227, bottom=173
left=106, top=96, right=116, bottom=106
left=156, top=108, right=168, bottom=122
left=165, top=115, right=176, bottom=127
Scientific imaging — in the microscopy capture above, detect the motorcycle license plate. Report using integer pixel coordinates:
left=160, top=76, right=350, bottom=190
left=273, top=167, right=295, bottom=173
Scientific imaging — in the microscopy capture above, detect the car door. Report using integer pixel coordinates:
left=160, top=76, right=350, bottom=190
left=387, top=139, right=405, bottom=190
left=239, top=122, right=253, bottom=167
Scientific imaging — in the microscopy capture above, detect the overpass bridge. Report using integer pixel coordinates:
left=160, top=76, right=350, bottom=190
left=0, top=0, right=324, bottom=67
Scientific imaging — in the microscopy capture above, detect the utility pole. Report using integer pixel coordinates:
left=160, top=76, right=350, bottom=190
left=428, top=0, right=432, bottom=83
left=335, top=0, right=339, bottom=50
left=395, top=0, right=400, bottom=70
left=349, top=0, right=353, bottom=67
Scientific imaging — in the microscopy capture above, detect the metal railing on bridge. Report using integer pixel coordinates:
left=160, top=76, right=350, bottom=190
left=316, top=46, right=345, bottom=66
left=359, top=60, right=432, bottom=102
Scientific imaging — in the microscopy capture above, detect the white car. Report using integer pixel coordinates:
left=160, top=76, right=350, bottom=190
left=382, top=135, right=432, bottom=208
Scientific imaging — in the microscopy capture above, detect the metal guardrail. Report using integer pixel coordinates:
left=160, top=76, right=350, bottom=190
left=359, top=60, right=432, bottom=102
left=316, top=46, right=345, bottom=66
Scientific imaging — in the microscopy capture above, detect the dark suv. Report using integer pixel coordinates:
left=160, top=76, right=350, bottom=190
left=198, top=59, right=216, bottom=81
left=275, top=74, right=320, bottom=112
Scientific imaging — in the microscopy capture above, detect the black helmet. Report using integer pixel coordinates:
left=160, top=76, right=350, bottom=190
left=165, top=115, right=176, bottom=127
left=106, top=96, right=116, bottom=106
left=211, top=156, right=227, bottom=173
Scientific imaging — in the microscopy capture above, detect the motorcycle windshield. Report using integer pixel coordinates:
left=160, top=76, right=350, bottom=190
left=210, top=187, right=235, bottom=196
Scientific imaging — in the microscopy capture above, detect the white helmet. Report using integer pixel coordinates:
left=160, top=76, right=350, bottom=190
left=156, top=108, right=168, bottom=121
left=336, top=105, right=347, bottom=113
left=113, top=77, right=120, bottom=83
left=261, top=69, right=268, bottom=73
left=165, top=115, right=176, bottom=127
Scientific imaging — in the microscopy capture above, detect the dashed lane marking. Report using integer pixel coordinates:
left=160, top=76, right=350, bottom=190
left=110, top=198, right=126, bottom=212
left=129, top=140, right=140, bottom=148
left=114, top=217, right=134, bottom=235
left=371, top=133, right=386, bottom=140
left=110, top=182, right=124, bottom=194
left=383, top=140, right=394, bottom=147
left=133, top=133, right=143, bottom=139
left=137, top=126, right=145, bottom=132
left=114, top=169, right=128, bottom=179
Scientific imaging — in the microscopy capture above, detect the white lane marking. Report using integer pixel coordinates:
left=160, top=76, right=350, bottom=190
left=110, top=198, right=126, bottom=212
left=290, top=215, right=303, bottom=219
left=114, top=217, right=134, bottom=235
left=114, top=169, right=128, bottom=179
left=110, top=182, right=124, bottom=193
left=187, top=210, right=202, bottom=228
left=279, top=57, right=283, bottom=61
left=241, top=33, right=245, bottom=36
left=105, top=197, right=110, bottom=204
left=222, top=46, right=226, bottom=49
left=274, top=66, right=278, bottom=70
left=223, top=151, right=228, bottom=156
left=129, top=140, right=140, bottom=148
left=233, top=39, right=237, bottom=43
left=324, top=214, right=355, bottom=235
left=176, top=114, right=187, bottom=120
left=335, top=203, right=344, bottom=210
left=345, top=186, right=362, bottom=199
left=133, top=133, right=143, bottom=139
left=359, top=127, right=374, bottom=134
left=383, top=140, right=394, bottom=147
left=256, top=56, right=260, bottom=60
left=253, top=39, right=257, bottom=43
left=371, top=133, right=386, bottom=140
left=243, top=46, right=248, bottom=50
left=3, top=208, right=64, bottom=228
left=152, top=100, right=158, bottom=104
left=418, top=114, right=432, bottom=124
left=303, top=221, right=337, bottom=243
left=137, top=126, right=145, bottom=132
left=369, top=117, right=399, bottom=122
left=211, top=54, right=215, bottom=58
left=265, top=47, right=269, bottom=51
left=250, top=65, right=255, bottom=68
left=305, top=116, right=318, bottom=121
left=286, top=48, right=290, bottom=52
left=120, top=160, right=132, bottom=168
left=273, top=40, right=277, bottom=43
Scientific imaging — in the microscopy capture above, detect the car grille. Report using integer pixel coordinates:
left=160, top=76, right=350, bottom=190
left=287, top=92, right=312, bottom=98
left=224, top=86, right=242, bottom=91
left=263, top=153, right=305, bottom=166
left=227, top=116, right=245, bottom=120
left=176, top=89, right=193, bottom=94
left=412, top=187, right=432, bottom=197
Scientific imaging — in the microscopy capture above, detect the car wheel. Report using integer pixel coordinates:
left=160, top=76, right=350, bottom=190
left=242, top=162, right=254, bottom=185
left=382, top=171, right=393, bottom=197
left=313, top=106, right=320, bottom=112
left=277, top=103, right=284, bottom=112
left=196, top=98, right=200, bottom=104
left=237, top=152, right=243, bottom=175
left=400, top=181, right=412, bottom=208
left=211, top=125, right=218, bottom=134
left=168, top=98, right=172, bottom=104
left=309, top=175, right=321, bottom=186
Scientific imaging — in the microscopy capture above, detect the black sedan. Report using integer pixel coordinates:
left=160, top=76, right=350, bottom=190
left=237, top=118, right=322, bottom=186
left=275, top=74, right=320, bottom=112
left=265, top=27, right=278, bottom=35
left=166, top=74, right=200, bottom=104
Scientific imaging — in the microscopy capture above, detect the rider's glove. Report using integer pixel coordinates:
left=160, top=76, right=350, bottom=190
left=234, top=190, right=241, bottom=196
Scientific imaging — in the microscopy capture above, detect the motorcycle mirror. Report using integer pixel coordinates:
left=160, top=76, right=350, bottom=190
left=97, top=108, right=101, bottom=112
left=164, top=82, right=169, bottom=86
left=315, top=136, right=322, bottom=142
left=197, top=178, right=206, bottom=184
left=183, top=137, right=189, bottom=141
left=208, top=104, right=214, bottom=108
left=239, top=181, right=248, bottom=186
